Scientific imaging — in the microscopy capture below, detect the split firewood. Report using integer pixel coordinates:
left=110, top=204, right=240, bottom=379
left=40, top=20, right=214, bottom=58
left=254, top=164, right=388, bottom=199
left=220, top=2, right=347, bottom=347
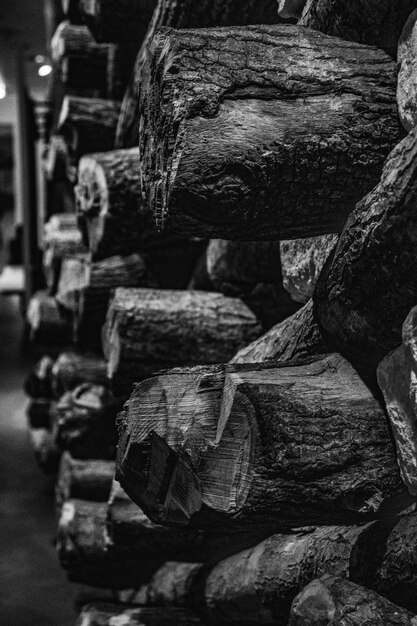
left=139, top=25, right=400, bottom=239
left=56, top=253, right=152, bottom=348
left=27, top=399, right=53, bottom=429
left=61, top=0, right=83, bottom=24
left=277, top=0, right=307, bottom=19
left=74, top=604, right=203, bottom=626
left=103, top=287, right=262, bottom=396
left=42, top=213, right=86, bottom=295
left=52, top=351, right=108, bottom=397
left=115, top=0, right=286, bottom=147
left=80, top=0, right=156, bottom=43
left=26, top=290, right=72, bottom=346
left=397, top=9, right=417, bottom=132
left=51, top=22, right=110, bottom=97
left=280, top=235, right=338, bottom=304
left=116, top=353, right=402, bottom=529
left=106, top=482, right=279, bottom=564
left=299, top=0, right=417, bottom=59
left=29, top=427, right=61, bottom=474
left=57, top=96, right=121, bottom=179
left=52, top=384, right=122, bottom=460
left=56, top=499, right=161, bottom=588
left=24, top=355, right=55, bottom=398
left=289, top=575, right=417, bottom=625
left=55, top=453, right=114, bottom=510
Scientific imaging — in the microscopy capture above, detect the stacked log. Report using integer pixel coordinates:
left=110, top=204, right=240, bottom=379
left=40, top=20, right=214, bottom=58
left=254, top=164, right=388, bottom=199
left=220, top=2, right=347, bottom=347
left=55, top=453, right=114, bottom=509
left=26, top=290, right=72, bottom=347
left=52, top=351, right=108, bottom=397
left=79, top=0, right=156, bottom=43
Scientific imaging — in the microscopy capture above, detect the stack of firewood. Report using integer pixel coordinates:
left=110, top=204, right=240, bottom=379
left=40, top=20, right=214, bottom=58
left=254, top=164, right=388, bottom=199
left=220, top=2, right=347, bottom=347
left=22, top=0, right=417, bottom=623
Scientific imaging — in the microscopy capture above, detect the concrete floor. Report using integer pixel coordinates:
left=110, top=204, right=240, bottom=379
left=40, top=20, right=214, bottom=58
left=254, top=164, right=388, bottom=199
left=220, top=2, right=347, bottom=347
left=0, top=295, right=77, bottom=625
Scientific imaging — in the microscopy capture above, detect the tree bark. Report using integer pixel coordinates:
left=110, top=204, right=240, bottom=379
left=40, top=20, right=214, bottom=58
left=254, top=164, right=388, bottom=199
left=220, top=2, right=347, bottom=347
left=42, top=213, right=86, bottom=295
left=55, top=452, right=114, bottom=509
left=24, top=355, right=55, bottom=399
left=75, top=604, right=203, bottom=626
left=52, top=384, right=122, bottom=459
left=115, top=0, right=289, bottom=148
left=289, top=575, right=417, bottom=625
left=280, top=235, right=338, bottom=304
left=138, top=25, right=400, bottom=240
left=116, top=353, right=402, bottom=529
left=56, top=499, right=161, bottom=588
left=103, top=287, right=262, bottom=397
left=28, top=427, right=61, bottom=474
left=80, top=0, right=156, bottom=43
left=27, top=399, right=53, bottom=429
left=52, top=351, right=108, bottom=397
left=26, top=290, right=72, bottom=346
left=299, top=0, right=417, bottom=59
left=397, top=9, right=417, bottom=132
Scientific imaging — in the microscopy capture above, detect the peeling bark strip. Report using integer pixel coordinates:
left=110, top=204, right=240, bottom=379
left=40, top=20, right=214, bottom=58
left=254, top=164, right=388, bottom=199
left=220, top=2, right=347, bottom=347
left=26, top=290, right=71, bottom=346
left=75, top=604, right=203, bottom=626
left=55, top=453, right=114, bottom=509
left=299, top=0, right=417, bottom=59
left=116, top=353, right=401, bottom=529
left=289, top=575, right=417, bottom=625
left=56, top=499, right=160, bottom=588
left=103, top=287, right=262, bottom=397
left=52, top=352, right=108, bottom=398
left=80, top=0, right=156, bottom=43
left=139, top=25, right=400, bottom=239
left=107, top=481, right=278, bottom=564
left=42, top=213, right=86, bottom=295
left=52, top=384, right=122, bottom=460
left=378, top=306, right=417, bottom=496
left=115, top=0, right=291, bottom=148
left=397, top=9, right=417, bottom=132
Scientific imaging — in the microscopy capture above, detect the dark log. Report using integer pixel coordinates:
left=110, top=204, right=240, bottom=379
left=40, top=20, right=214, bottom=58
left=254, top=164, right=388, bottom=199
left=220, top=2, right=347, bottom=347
left=42, top=135, right=69, bottom=182
left=280, top=235, right=338, bottom=304
left=56, top=253, right=153, bottom=348
left=26, top=290, right=72, bottom=346
left=27, top=399, right=53, bottom=429
left=52, top=351, right=108, bottom=397
left=75, top=604, right=203, bottom=626
left=278, top=0, right=307, bottom=19
left=56, top=499, right=161, bottom=588
left=52, top=384, right=122, bottom=459
left=139, top=25, right=400, bottom=239
left=107, top=482, right=283, bottom=564
left=42, top=213, right=86, bottom=295
left=299, top=0, right=417, bottom=59
left=103, top=287, right=262, bottom=396
left=115, top=0, right=287, bottom=148
left=80, top=0, right=156, bottom=43
left=116, top=353, right=402, bottom=529
left=289, top=575, right=417, bottom=625
left=397, top=9, right=417, bottom=132
left=106, top=43, right=139, bottom=101
left=55, top=452, right=114, bottom=509
left=24, top=355, right=55, bottom=398
left=61, top=0, right=83, bottom=24
left=57, top=96, right=121, bottom=177
left=29, top=427, right=61, bottom=474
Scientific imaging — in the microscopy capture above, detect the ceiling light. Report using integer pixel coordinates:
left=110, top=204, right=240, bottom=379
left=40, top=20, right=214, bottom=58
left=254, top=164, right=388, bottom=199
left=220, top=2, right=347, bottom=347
left=38, top=64, right=52, bottom=77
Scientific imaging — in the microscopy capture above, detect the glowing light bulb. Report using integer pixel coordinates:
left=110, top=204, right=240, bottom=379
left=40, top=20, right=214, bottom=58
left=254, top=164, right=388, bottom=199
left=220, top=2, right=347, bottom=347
left=38, top=64, right=52, bottom=77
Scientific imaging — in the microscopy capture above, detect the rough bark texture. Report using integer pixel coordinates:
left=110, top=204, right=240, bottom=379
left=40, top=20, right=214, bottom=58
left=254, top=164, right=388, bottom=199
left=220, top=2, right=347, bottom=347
left=42, top=213, right=86, bottom=295
left=139, top=25, right=400, bottom=239
left=55, top=453, right=114, bottom=509
left=280, top=235, right=338, bottom=304
left=299, top=0, right=417, bottom=59
left=26, top=399, right=53, bottom=429
left=116, top=353, right=402, bottom=529
left=24, top=355, right=55, bottom=399
left=29, top=427, right=61, bottom=474
left=26, top=290, right=72, bottom=346
left=103, top=287, right=262, bottom=396
left=289, top=575, right=417, bottom=625
left=52, top=384, right=122, bottom=459
left=115, top=0, right=291, bottom=148
left=75, top=604, right=203, bottom=626
left=377, top=306, right=417, bottom=496
left=314, top=125, right=417, bottom=376
left=80, top=0, right=156, bottom=43
left=52, top=351, right=108, bottom=398
left=56, top=499, right=160, bottom=588
left=397, top=9, right=417, bottom=132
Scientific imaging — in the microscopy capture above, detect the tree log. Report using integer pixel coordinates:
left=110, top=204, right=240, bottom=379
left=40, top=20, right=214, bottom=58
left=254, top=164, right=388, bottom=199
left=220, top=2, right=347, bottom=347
left=80, top=0, right=156, bottom=43
left=106, top=43, right=139, bottom=100
left=115, top=0, right=289, bottom=148
left=42, top=213, right=86, bottom=295
left=278, top=0, right=307, bottom=19
left=138, top=25, right=400, bottom=239
left=29, top=427, right=61, bottom=474
left=280, top=235, right=338, bottom=304
left=397, top=9, right=417, bottom=132
left=42, top=135, right=69, bottom=182
left=74, top=604, right=203, bottom=626
left=55, top=452, right=114, bottom=509
left=52, top=351, right=108, bottom=397
left=27, top=399, right=53, bottom=429
left=26, top=290, right=72, bottom=346
left=24, top=355, right=55, bottom=399
left=116, top=353, right=402, bottom=529
left=289, top=575, right=417, bottom=625
left=61, top=0, right=83, bottom=24
left=56, top=499, right=161, bottom=588
left=52, top=384, right=122, bottom=459
left=299, top=0, right=417, bottom=59
left=103, top=287, right=262, bottom=397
